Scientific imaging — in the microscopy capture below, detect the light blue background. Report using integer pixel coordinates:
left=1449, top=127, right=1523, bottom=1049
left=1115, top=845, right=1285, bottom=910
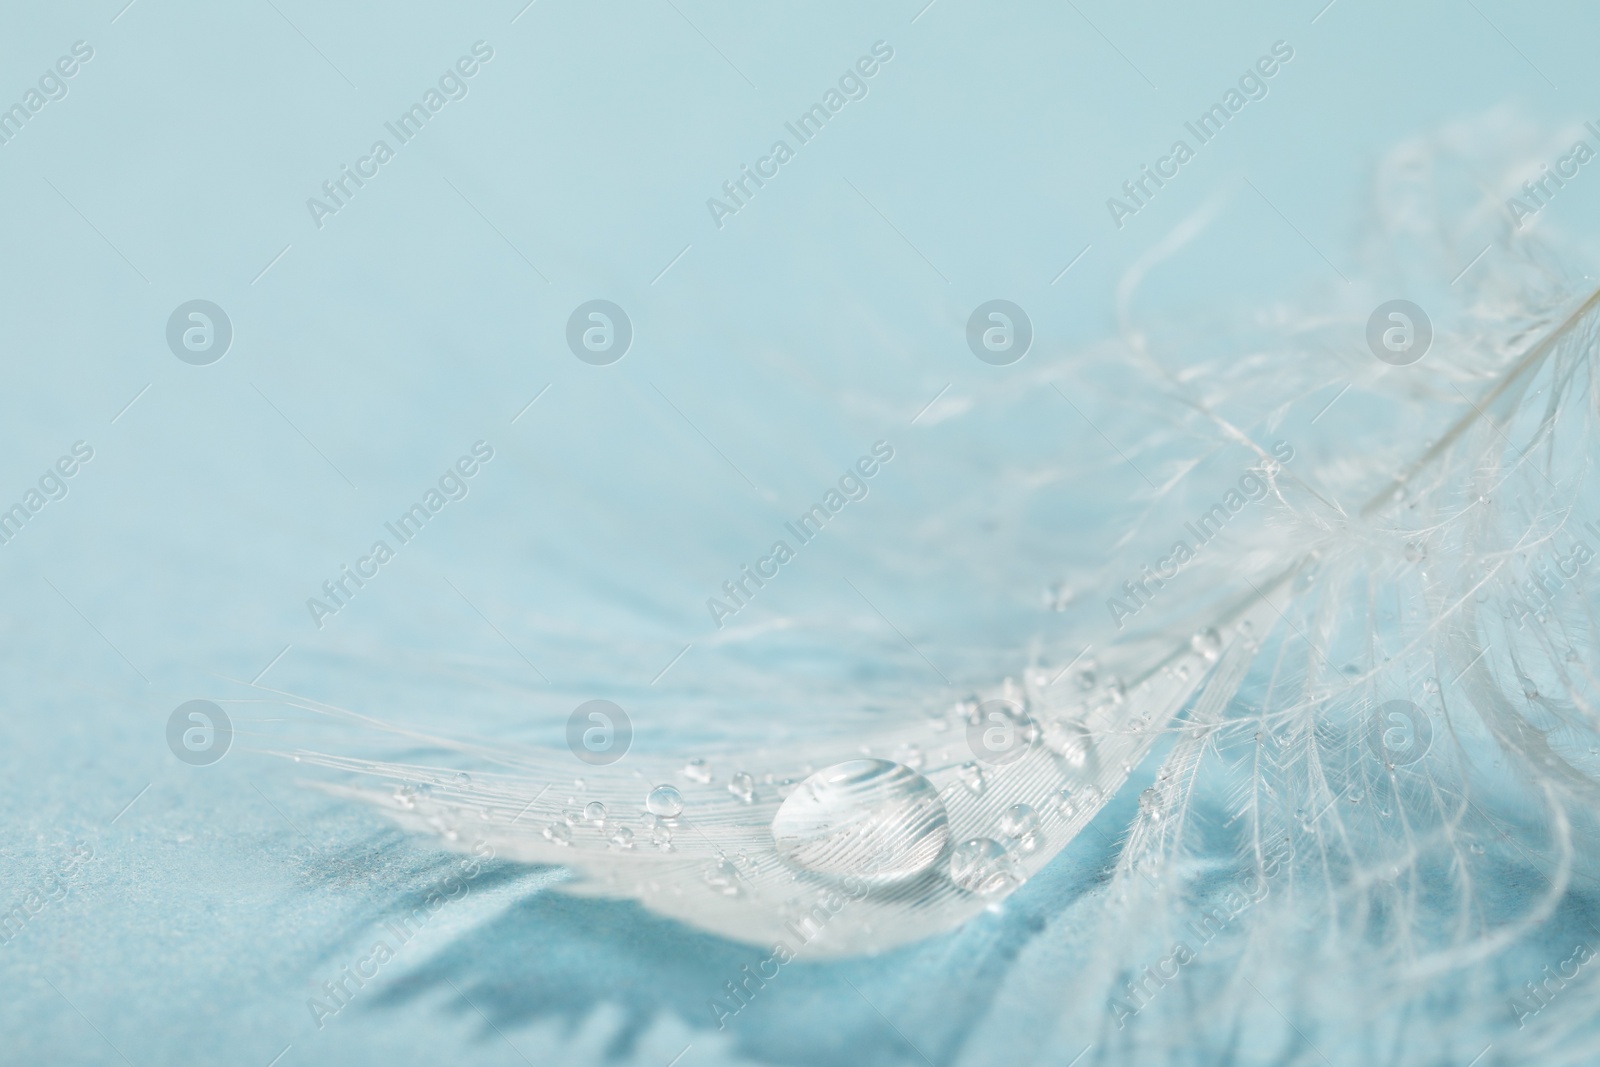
left=3, top=1, right=1599, bottom=1064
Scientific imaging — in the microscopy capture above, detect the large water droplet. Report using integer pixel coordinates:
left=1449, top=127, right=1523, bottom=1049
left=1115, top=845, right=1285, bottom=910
left=948, top=838, right=1019, bottom=895
left=769, top=759, right=949, bottom=884
left=646, top=784, right=684, bottom=818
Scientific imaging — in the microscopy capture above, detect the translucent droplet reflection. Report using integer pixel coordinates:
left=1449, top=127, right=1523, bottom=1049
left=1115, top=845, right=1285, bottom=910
left=949, top=838, right=1019, bottom=895
left=770, top=759, right=949, bottom=884
left=646, top=784, right=684, bottom=818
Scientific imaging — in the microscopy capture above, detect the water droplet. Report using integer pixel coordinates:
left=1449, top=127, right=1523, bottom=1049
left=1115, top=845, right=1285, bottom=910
left=769, top=759, right=950, bottom=884
left=1469, top=842, right=1485, bottom=855
left=705, top=859, right=741, bottom=896
left=610, top=827, right=634, bottom=849
left=651, top=824, right=674, bottom=851
left=454, top=771, right=472, bottom=786
left=562, top=808, right=582, bottom=827
left=1044, top=581, right=1075, bottom=611
left=999, top=803, right=1039, bottom=838
left=1190, top=628, right=1222, bottom=662
left=684, top=758, right=712, bottom=784
left=574, top=778, right=586, bottom=790
left=393, top=785, right=418, bottom=810
left=543, top=822, right=571, bottom=845
left=948, top=838, right=1019, bottom=895
left=646, top=784, right=684, bottom=818
left=728, top=771, right=756, bottom=803
left=1043, top=719, right=1094, bottom=768
left=585, top=801, right=607, bottom=825
left=1404, top=542, right=1425, bottom=563
left=958, top=762, right=986, bottom=794
left=1139, top=789, right=1163, bottom=822
left=894, top=743, right=925, bottom=771
left=1056, top=788, right=1076, bottom=817
left=1423, top=677, right=1440, bottom=694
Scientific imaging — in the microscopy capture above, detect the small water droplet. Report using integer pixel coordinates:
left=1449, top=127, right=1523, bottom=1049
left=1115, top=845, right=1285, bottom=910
left=610, top=826, right=635, bottom=849
left=949, top=838, right=1019, bottom=895
left=1139, top=789, right=1163, bottom=822
left=894, top=743, right=925, bottom=771
left=1404, top=542, right=1425, bottom=563
left=1056, top=788, right=1076, bottom=817
left=1423, top=677, right=1440, bottom=694
left=543, top=822, right=571, bottom=845
left=454, top=771, right=472, bottom=786
left=1043, top=719, right=1094, bottom=768
left=1469, top=842, right=1485, bottom=855
left=684, top=758, right=712, bottom=784
left=959, top=762, right=986, bottom=795
left=585, top=801, right=607, bottom=825
left=1044, top=581, right=1075, bottom=611
left=705, top=859, right=742, bottom=896
left=574, top=778, right=586, bottom=790
left=646, top=784, right=685, bottom=818
left=999, top=803, right=1039, bottom=838
left=728, top=771, right=756, bottom=803
left=1190, top=628, right=1222, bottom=662
left=651, top=825, right=674, bottom=851
left=769, top=759, right=950, bottom=883
left=393, top=785, right=418, bottom=810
